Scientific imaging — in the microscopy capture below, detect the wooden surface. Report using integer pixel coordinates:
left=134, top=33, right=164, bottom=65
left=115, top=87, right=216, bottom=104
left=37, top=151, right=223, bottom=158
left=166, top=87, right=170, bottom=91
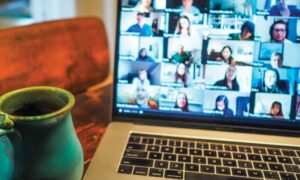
left=73, top=83, right=112, bottom=174
left=0, top=17, right=110, bottom=95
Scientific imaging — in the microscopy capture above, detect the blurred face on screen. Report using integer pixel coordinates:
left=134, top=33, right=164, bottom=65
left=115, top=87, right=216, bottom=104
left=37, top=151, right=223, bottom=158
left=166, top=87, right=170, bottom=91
left=264, top=70, right=277, bottom=89
left=136, top=85, right=148, bottom=101
left=179, top=17, right=190, bottom=30
left=216, top=101, right=225, bottom=111
left=178, top=45, right=184, bottom=55
left=272, top=23, right=287, bottom=43
left=270, top=54, right=283, bottom=68
left=176, top=93, right=187, bottom=108
left=222, top=47, right=231, bottom=60
left=226, top=66, right=236, bottom=81
left=241, top=27, right=253, bottom=40
left=137, top=14, right=145, bottom=26
left=139, top=70, right=147, bottom=81
left=182, top=0, right=193, bottom=9
left=271, top=103, right=281, bottom=115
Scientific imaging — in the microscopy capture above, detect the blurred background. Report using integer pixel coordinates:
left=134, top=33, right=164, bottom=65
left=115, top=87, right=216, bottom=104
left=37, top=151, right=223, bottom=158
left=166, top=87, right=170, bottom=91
left=0, top=0, right=117, bottom=75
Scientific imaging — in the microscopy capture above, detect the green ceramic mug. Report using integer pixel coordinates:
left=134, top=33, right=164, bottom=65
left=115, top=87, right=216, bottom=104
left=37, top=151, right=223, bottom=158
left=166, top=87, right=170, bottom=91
left=0, top=86, right=83, bottom=180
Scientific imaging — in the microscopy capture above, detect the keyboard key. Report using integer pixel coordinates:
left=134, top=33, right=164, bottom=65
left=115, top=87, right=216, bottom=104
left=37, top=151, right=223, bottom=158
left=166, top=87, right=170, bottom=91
left=163, top=154, right=176, bottom=161
left=248, top=170, right=263, bottom=178
left=161, top=146, right=174, bottom=153
left=175, top=148, right=188, bottom=154
left=204, top=150, right=217, bottom=157
left=238, top=160, right=253, bottom=168
left=154, top=161, right=168, bottom=169
left=239, top=146, right=252, bottom=153
left=185, top=172, right=250, bottom=180
left=253, top=147, right=267, bottom=155
left=197, top=142, right=209, bottom=149
left=185, top=164, right=199, bottom=172
left=178, top=155, right=191, bottom=163
left=200, top=165, right=215, bottom=173
left=121, top=158, right=153, bottom=167
left=118, top=165, right=133, bottom=174
left=269, top=163, right=284, bottom=171
left=285, top=165, right=300, bottom=173
left=278, top=156, right=293, bottom=164
left=232, top=168, right=247, bottom=177
left=223, top=159, right=237, bottom=167
left=124, top=150, right=147, bottom=158
left=183, top=141, right=195, bottom=148
left=253, top=162, right=268, bottom=170
left=189, top=149, right=202, bottom=156
left=280, top=172, right=296, bottom=180
left=282, top=150, right=297, bottom=157
left=208, top=158, right=221, bottom=165
left=149, top=168, right=163, bottom=177
left=293, top=158, right=300, bottom=165
left=263, top=171, right=280, bottom=180
left=129, top=136, right=141, bottom=143
left=216, top=167, right=231, bottom=175
left=126, top=143, right=146, bottom=151
left=142, top=137, right=154, bottom=144
left=218, top=151, right=232, bottom=159
left=170, top=162, right=183, bottom=170
left=155, top=139, right=167, bottom=146
left=224, top=145, right=238, bottom=152
left=164, top=170, right=183, bottom=179
left=133, top=166, right=148, bottom=176
left=263, top=155, right=277, bottom=163
left=149, top=152, right=162, bottom=160
left=210, top=144, right=223, bottom=150
left=248, top=154, right=262, bottom=161
left=147, top=145, right=159, bottom=152
left=193, top=157, right=206, bottom=164
left=233, top=153, right=247, bottom=160
left=169, top=140, right=181, bottom=147
left=268, top=149, right=282, bottom=156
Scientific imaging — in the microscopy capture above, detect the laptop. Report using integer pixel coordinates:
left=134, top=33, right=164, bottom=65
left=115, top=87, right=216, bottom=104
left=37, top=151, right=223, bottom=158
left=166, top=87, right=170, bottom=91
left=84, top=0, right=300, bottom=179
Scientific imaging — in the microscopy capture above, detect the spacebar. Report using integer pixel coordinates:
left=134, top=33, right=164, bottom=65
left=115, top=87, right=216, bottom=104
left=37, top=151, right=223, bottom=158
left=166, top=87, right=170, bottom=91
left=185, top=172, right=254, bottom=180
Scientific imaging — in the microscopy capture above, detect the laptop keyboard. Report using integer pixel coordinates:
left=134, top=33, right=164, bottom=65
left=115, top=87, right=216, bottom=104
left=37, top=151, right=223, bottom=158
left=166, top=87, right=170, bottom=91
left=117, top=133, right=300, bottom=180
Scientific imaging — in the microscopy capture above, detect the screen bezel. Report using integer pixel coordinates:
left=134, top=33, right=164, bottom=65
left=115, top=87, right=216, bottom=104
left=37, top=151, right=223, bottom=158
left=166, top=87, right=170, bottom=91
left=112, top=0, right=300, bottom=136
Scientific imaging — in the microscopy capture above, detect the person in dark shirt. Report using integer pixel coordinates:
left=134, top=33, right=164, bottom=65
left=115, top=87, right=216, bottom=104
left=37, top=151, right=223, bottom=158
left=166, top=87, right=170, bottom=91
left=215, top=46, right=235, bottom=66
left=267, top=101, right=284, bottom=119
left=214, top=66, right=240, bottom=91
left=214, top=95, right=234, bottom=116
left=136, top=48, right=155, bottom=62
left=127, top=12, right=152, bottom=36
left=257, top=68, right=288, bottom=94
left=269, top=20, right=292, bottom=43
left=229, top=21, right=255, bottom=41
left=270, top=0, right=300, bottom=17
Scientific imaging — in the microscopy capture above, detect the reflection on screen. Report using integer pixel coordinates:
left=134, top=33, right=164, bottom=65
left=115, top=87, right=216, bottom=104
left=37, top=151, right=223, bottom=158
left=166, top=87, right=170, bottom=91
left=116, top=0, right=300, bottom=122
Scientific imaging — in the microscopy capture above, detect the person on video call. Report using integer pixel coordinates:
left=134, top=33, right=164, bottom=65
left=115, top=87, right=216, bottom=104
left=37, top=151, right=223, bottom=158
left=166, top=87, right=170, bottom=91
left=171, top=45, right=192, bottom=66
left=152, top=18, right=164, bottom=36
left=175, top=63, right=189, bottom=87
left=132, top=69, right=151, bottom=87
left=267, top=101, right=284, bottom=119
left=128, top=84, right=158, bottom=109
left=178, top=0, right=201, bottom=14
left=268, top=20, right=292, bottom=43
left=216, top=46, right=235, bottom=66
left=175, top=15, right=191, bottom=38
left=230, top=21, right=255, bottom=41
left=270, top=52, right=283, bottom=68
left=214, top=95, right=234, bottom=116
left=134, top=0, right=153, bottom=13
left=174, top=92, right=189, bottom=112
left=257, top=68, right=288, bottom=94
left=136, top=48, right=155, bottom=62
left=270, top=0, right=300, bottom=17
left=127, top=12, right=152, bottom=36
left=214, top=66, right=240, bottom=91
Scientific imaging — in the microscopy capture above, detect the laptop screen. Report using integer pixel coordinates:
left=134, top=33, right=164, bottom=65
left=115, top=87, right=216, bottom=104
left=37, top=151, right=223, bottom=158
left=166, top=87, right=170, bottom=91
left=114, top=0, right=300, bottom=130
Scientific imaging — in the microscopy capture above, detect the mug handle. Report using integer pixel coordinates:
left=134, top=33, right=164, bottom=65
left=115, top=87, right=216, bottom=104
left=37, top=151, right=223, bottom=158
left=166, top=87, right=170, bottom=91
left=0, top=112, right=14, bottom=136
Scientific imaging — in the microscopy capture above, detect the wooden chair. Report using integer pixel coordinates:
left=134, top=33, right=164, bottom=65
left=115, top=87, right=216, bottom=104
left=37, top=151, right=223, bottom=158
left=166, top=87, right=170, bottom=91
left=0, top=17, right=111, bottom=172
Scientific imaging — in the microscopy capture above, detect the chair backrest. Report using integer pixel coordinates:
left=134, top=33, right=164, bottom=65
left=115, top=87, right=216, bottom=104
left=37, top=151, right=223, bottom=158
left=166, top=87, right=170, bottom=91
left=0, top=17, right=110, bottom=95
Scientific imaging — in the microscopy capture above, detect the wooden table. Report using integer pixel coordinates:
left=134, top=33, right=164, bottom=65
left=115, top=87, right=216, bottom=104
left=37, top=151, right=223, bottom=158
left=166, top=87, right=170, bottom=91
left=72, top=83, right=112, bottom=174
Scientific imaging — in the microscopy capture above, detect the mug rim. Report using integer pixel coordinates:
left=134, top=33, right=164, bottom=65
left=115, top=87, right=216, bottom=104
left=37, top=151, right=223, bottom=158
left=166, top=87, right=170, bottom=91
left=0, top=86, right=75, bottom=122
